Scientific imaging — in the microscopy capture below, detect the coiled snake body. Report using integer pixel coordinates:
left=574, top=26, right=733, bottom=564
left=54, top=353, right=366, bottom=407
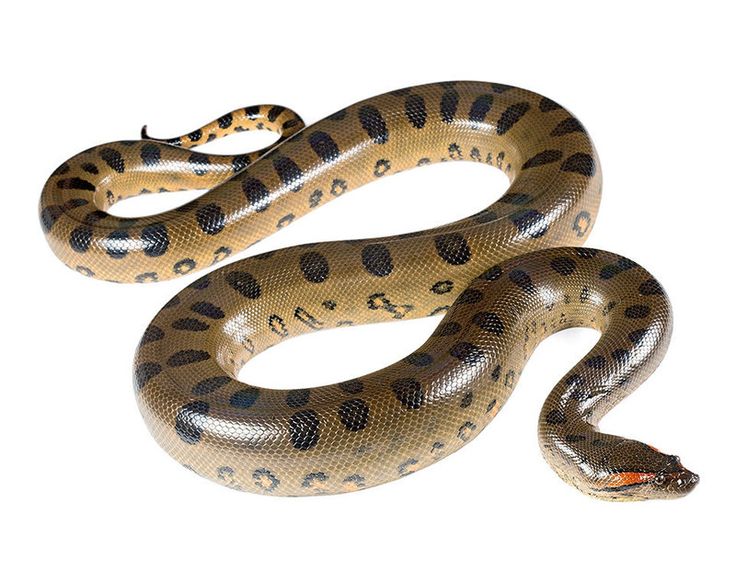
left=40, top=81, right=697, bottom=500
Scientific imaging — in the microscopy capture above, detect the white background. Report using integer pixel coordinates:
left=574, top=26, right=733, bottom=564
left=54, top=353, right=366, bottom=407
left=3, top=1, right=733, bottom=580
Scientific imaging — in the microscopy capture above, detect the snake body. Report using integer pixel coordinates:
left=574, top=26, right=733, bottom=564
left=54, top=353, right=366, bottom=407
left=39, top=81, right=697, bottom=499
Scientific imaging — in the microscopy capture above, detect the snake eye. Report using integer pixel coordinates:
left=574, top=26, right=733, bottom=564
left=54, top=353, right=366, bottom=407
left=654, top=473, right=666, bottom=485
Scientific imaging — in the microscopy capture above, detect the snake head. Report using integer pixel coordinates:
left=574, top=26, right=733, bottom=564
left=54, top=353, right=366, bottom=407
left=586, top=437, right=699, bottom=500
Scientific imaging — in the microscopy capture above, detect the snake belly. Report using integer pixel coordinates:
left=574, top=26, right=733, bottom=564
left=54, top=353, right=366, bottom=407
left=39, top=81, right=697, bottom=499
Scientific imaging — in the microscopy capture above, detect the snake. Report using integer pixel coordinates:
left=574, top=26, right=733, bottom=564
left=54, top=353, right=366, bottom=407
left=39, top=81, right=698, bottom=500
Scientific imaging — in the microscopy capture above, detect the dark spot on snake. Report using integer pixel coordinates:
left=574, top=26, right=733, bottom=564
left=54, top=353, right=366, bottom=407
left=456, top=288, right=484, bottom=304
left=479, top=265, right=503, bottom=281
left=140, top=325, right=165, bottom=346
left=103, top=230, right=131, bottom=259
left=273, top=156, right=304, bottom=191
left=405, top=94, right=427, bottom=129
left=53, top=162, right=70, bottom=175
left=612, top=349, right=629, bottom=363
left=472, top=312, right=504, bottom=335
left=218, top=113, right=233, bottom=129
left=135, top=362, right=162, bottom=389
left=405, top=352, right=433, bottom=367
left=309, top=189, right=323, bottom=207
left=440, top=88, right=459, bottom=123
left=361, top=244, right=394, bottom=277
left=141, top=223, right=169, bottom=257
left=189, top=152, right=210, bottom=176
left=268, top=105, right=285, bottom=122
left=511, top=209, right=548, bottom=238
left=431, top=280, right=454, bottom=294
left=230, top=387, right=259, bottom=408
left=269, top=314, right=288, bottom=337
left=539, top=97, right=562, bottom=112
left=212, top=246, right=232, bottom=264
left=625, top=305, right=651, bottom=319
left=374, top=159, right=391, bottom=177
left=522, top=149, right=563, bottom=169
left=243, top=177, right=271, bottom=212
left=135, top=272, right=158, bottom=283
left=172, top=318, right=209, bottom=332
left=546, top=410, right=566, bottom=425
left=551, top=256, right=577, bottom=276
left=84, top=210, right=107, bottom=224
left=191, top=301, right=225, bottom=319
left=339, top=380, right=364, bottom=394
left=575, top=248, right=598, bottom=258
left=327, top=108, right=347, bottom=121
left=473, top=209, right=498, bottom=223
left=196, top=203, right=226, bottom=235
left=173, top=258, right=196, bottom=275
left=286, top=389, right=311, bottom=408
left=232, top=154, right=251, bottom=173
left=551, top=117, right=585, bottom=136
left=497, top=102, right=530, bottom=135
left=252, top=468, right=279, bottom=492
left=69, top=226, right=93, bottom=253
left=187, top=129, right=202, bottom=142
left=308, top=131, right=340, bottom=162
left=289, top=410, right=320, bottom=450
left=392, top=378, right=424, bottom=409
left=302, top=472, right=328, bottom=489
left=586, top=355, right=606, bottom=369
left=76, top=266, right=95, bottom=277
left=338, top=399, right=370, bottom=432
left=460, top=392, right=474, bottom=408
left=509, top=269, right=535, bottom=293
left=162, top=294, right=181, bottom=309
left=358, top=105, right=388, bottom=144
left=81, top=162, right=99, bottom=174
left=226, top=271, right=262, bottom=299
left=561, top=152, right=597, bottom=177
left=498, top=192, right=531, bottom=205
left=433, top=321, right=462, bottom=337
left=491, top=365, right=501, bottom=382
left=330, top=178, right=347, bottom=197
left=469, top=94, right=493, bottom=123
left=175, top=401, right=210, bottom=444
left=244, top=105, right=260, bottom=118
left=458, top=421, right=477, bottom=442
left=639, top=279, right=664, bottom=296
left=100, top=147, right=125, bottom=173
left=434, top=233, right=471, bottom=265
left=56, top=177, right=96, bottom=191
left=192, top=376, right=231, bottom=395
left=450, top=342, right=484, bottom=365
left=300, top=252, right=330, bottom=283
left=140, top=143, right=161, bottom=166
left=486, top=399, right=498, bottom=413
left=565, top=434, right=586, bottom=443
left=167, top=350, right=210, bottom=367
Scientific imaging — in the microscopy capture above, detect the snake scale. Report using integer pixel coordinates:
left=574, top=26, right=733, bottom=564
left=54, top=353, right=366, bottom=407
left=39, top=81, right=698, bottom=500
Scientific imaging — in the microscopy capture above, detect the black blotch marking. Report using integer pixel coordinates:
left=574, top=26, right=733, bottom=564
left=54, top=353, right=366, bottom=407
left=104, top=230, right=131, bottom=259
left=561, top=152, right=596, bottom=177
left=193, top=376, right=231, bottom=395
left=309, top=131, right=340, bottom=162
left=300, top=252, right=330, bottom=283
left=56, top=177, right=96, bottom=191
left=440, top=88, right=459, bottom=123
left=486, top=399, right=498, bottom=413
left=226, top=271, right=262, bottom=299
left=431, top=280, right=454, bottom=294
left=273, top=156, right=304, bottom=191
left=135, top=362, right=162, bottom=389
left=497, top=102, right=530, bottom=135
left=491, top=365, right=501, bottom=382
left=175, top=401, right=209, bottom=444
left=286, top=389, right=311, bottom=408
left=458, top=421, right=477, bottom=442
left=498, top=192, right=531, bottom=205
left=511, top=209, right=548, bottom=238
left=565, top=434, right=586, bottom=443
left=456, top=288, right=484, bottom=305
left=232, top=154, right=251, bottom=173
left=140, top=143, right=161, bottom=166
left=191, top=301, right=224, bottom=319
left=338, top=399, right=370, bottom=431
left=625, top=305, right=651, bottom=319
left=212, top=246, right=231, bottom=264
left=173, top=258, right=196, bottom=275
left=522, top=149, right=563, bottom=169
left=539, top=97, right=562, bottom=112
left=81, top=162, right=99, bottom=174
left=244, top=105, right=260, bottom=118
left=479, top=265, right=503, bottom=281
left=358, top=105, right=388, bottom=144
left=188, top=129, right=202, bottom=142
left=322, top=300, right=336, bottom=310
left=551, top=117, right=585, bottom=136
left=460, top=392, right=473, bottom=408
left=268, top=106, right=285, bottom=122
left=252, top=468, right=279, bottom=492
left=339, top=380, right=364, bottom=394
left=269, top=314, right=288, bottom=337
left=405, top=94, right=427, bottom=129
left=302, top=472, right=328, bottom=489
left=575, top=248, right=598, bottom=258
left=141, top=223, right=169, bottom=257
left=172, top=318, right=209, bottom=332
left=309, top=189, right=323, bottom=207
left=639, top=279, right=664, bottom=296
left=243, top=177, right=270, bottom=212
left=392, top=378, right=424, bottom=409
left=100, top=148, right=125, bottom=173
left=448, top=143, right=462, bottom=159
left=327, top=108, right=347, bottom=121
left=473, top=209, right=498, bottom=223
left=85, top=210, right=107, bottom=224
left=434, top=233, right=471, bottom=265
left=167, top=350, right=210, bottom=367
left=134, top=272, right=158, bottom=283
left=218, top=113, right=233, bottom=128
left=189, top=152, right=210, bottom=176
left=612, top=349, right=629, bottom=363
left=586, top=355, right=606, bottom=369
left=472, top=312, right=504, bottom=335
left=551, top=256, right=577, bottom=276
left=405, top=352, right=433, bottom=367
left=140, top=325, right=165, bottom=346
left=69, top=226, right=93, bottom=253
left=53, top=162, right=70, bottom=175
left=361, top=244, right=393, bottom=277
left=433, top=321, right=462, bottom=337
left=289, top=410, right=320, bottom=450
left=450, top=342, right=484, bottom=365
left=546, top=410, right=566, bottom=425
left=509, top=269, right=535, bottom=293
left=196, top=203, right=226, bottom=235
left=469, top=94, right=493, bottom=123
left=230, top=387, right=259, bottom=408
left=374, top=159, right=391, bottom=177
left=162, top=295, right=181, bottom=309
left=330, top=178, right=347, bottom=196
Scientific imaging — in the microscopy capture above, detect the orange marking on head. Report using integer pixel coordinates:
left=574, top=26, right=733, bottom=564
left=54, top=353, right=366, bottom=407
left=607, top=472, right=656, bottom=488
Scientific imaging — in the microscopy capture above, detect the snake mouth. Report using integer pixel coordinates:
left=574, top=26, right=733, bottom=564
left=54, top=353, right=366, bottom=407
left=595, top=469, right=699, bottom=496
